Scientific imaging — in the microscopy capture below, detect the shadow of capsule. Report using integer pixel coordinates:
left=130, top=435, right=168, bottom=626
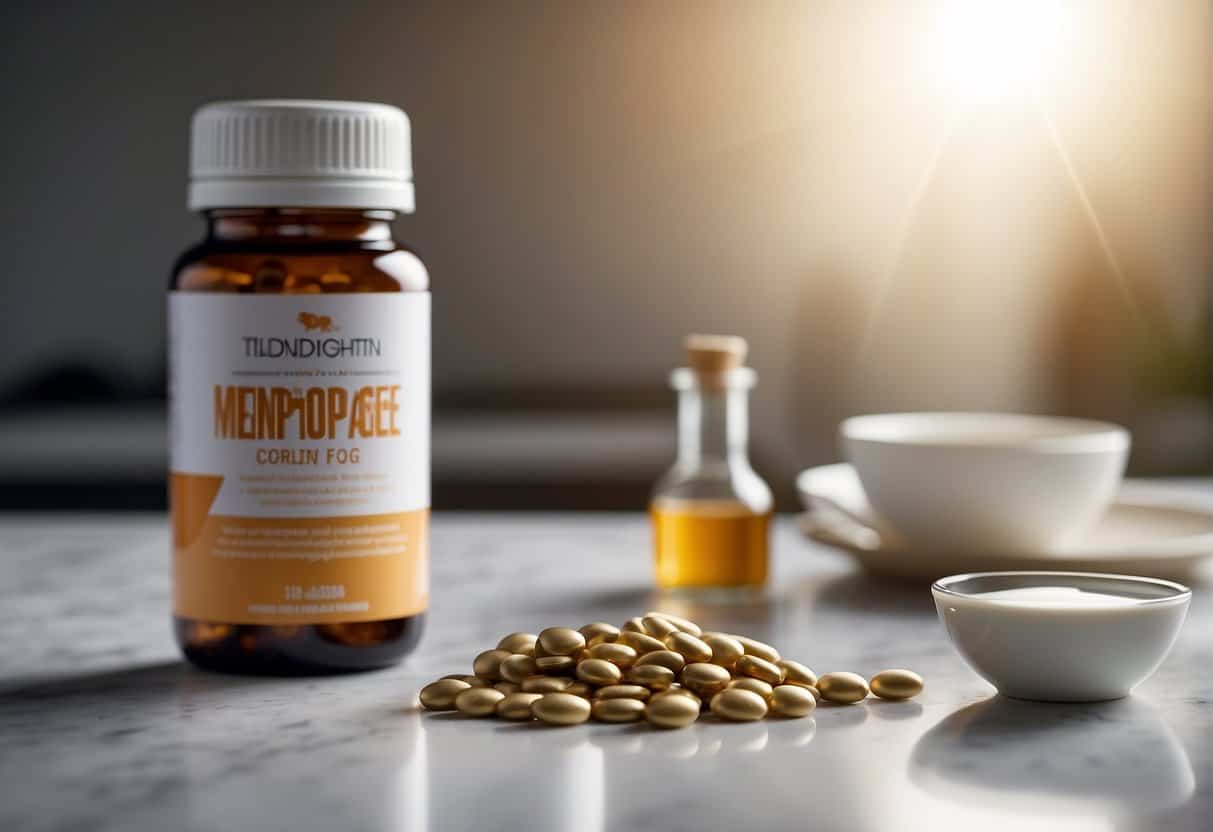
left=585, top=721, right=703, bottom=759
left=643, top=727, right=705, bottom=759
left=814, top=701, right=870, bottom=726
left=768, top=717, right=816, bottom=748
left=587, top=721, right=769, bottom=760
left=491, top=720, right=544, bottom=736
left=419, top=710, right=467, bottom=722
left=587, top=724, right=648, bottom=755
left=715, top=721, right=770, bottom=754
left=866, top=700, right=924, bottom=721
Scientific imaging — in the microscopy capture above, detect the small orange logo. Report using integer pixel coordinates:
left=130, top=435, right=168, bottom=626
left=297, top=312, right=335, bottom=333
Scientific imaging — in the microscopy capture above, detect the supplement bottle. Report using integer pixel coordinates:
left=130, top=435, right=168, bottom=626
left=169, top=100, right=428, bottom=674
left=650, top=335, right=773, bottom=592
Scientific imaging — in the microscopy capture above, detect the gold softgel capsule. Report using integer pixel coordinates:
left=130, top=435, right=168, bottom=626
left=641, top=615, right=680, bottom=639
left=727, top=677, right=773, bottom=701
left=537, top=627, right=586, bottom=657
left=564, top=681, right=594, bottom=698
left=776, top=660, right=817, bottom=688
left=869, top=669, right=923, bottom=701
left=646, top=694, right=700, bottom=729
left=635, top=650, right=686, bottom=674
left=586, top=642, right=637, bottom=668
left=710, top=688, right=768, bottom=722
left=420, top=679, right=471, bottom=710
left=732, top=635, right=780, bottom=663
left=576, top=658, right=622, bottom=686
left=532, top=692, right=592, bottom=725
left=592, top=698, right=647, bottom=723
left=646, top=612, right=702, bottom=637
left=521, top=676, right=572, bottom=693
left=579, top=622, right=620, bottom=642
left=703, top=634, right=744, bottom=669
left=619, top=631, right=666, bottom=655
left=816, top=672, right=870, bottom=704
left=665, top=632, right=713, bottom=663
left=682, top=662, right=731, bottom=695
left=651, top=686, right=702, bottom=708
left=499, top=654, right=538, bottom=683
left=496, top=632, right=538, bottom=655
left=455, top=687, right=506, bottom=716
left=736, top=654, right=783, bottom=685
left=627, top=664, right=676, bottom=689
left=770, top=685, right=816, bottom=717
left=473, top=649, right=511, bottom=681
left=497, top=692, right=543, bottom=720
left=621, top=617, right=646, bottom=633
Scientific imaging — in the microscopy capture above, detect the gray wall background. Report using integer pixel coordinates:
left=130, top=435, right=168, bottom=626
left=1, top=1, right=1209, bottom=507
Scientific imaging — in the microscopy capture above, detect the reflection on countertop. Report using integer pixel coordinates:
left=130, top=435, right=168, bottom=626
left=0, top=512, right=1210, bottom=832
left=910, top=695, right=1195, bottom=815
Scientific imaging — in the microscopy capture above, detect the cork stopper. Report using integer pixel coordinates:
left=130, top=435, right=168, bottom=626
left=684, top=334, right=748, bottom=390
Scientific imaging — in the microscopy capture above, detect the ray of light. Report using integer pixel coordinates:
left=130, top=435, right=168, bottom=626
left=859, top=95, right=1170, bottom=365
left=1032, top=96, right=1168, bottom=351
left=857, top=107, right=961, bottom=359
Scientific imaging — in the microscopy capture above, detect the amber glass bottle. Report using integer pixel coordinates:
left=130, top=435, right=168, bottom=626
left=170, top=101, right=429, bottom=674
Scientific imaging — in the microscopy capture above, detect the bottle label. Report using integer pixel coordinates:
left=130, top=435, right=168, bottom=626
left=168, top=293, right=429, bottom=624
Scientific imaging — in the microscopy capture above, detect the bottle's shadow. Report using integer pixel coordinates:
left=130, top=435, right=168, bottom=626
left=0, top=659, right=285, bottom=723
left=2, top=661, right=184, bottom=698
left=909, top=695, right=1195, bottom=815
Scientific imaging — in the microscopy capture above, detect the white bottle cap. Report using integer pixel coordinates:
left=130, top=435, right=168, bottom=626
left=188, top=99, right=414, bottom=213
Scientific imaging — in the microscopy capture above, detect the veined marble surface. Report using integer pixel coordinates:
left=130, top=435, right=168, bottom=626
left=1, top=510, right=1210, bottom=832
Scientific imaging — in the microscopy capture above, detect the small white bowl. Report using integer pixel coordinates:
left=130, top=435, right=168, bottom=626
left=841, top=412, right=1129, bottom=554
left=933, top=571, right=1190, bottom=702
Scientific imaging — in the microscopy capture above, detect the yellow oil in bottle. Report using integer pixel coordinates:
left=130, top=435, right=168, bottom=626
left=651, top=499, right=770, bottom=589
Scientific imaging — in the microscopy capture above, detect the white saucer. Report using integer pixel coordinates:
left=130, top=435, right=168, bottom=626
left=796, top=463, right=1213, bottom=580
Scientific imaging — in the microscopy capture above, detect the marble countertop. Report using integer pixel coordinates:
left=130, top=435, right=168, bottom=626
left=1, top=510, right=1211, bottom=832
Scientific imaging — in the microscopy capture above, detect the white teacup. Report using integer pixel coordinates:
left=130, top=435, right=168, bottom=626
left=840, top=413, right=1130, bottom=554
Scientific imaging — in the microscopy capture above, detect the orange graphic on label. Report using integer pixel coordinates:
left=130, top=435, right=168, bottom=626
left=171, top=473, right=428, bottom=624
left=297, top=311, right=335, bottom=332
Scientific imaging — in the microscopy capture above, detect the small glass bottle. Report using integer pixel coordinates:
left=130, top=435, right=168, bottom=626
left=650, top=335, right=773, bottom=592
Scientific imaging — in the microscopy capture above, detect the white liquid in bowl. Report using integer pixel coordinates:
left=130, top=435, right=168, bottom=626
left=975, top=586, right=1140, bottom=607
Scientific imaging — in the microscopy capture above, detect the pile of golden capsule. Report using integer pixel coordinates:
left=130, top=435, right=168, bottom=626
left=419, top=612, right=923, bottom=729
